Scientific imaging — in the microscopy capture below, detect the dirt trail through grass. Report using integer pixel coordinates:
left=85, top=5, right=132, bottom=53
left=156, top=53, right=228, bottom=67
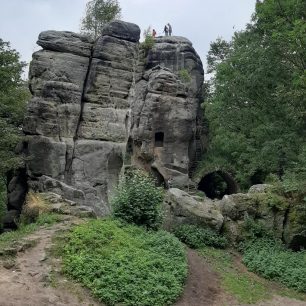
left=0, top=216, right=100, bottom=306
left=0, top=218, right=305, bottom=306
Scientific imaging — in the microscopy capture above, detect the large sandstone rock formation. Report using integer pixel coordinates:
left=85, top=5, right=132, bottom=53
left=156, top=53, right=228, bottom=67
left=6, top=20, right=204, bottom=218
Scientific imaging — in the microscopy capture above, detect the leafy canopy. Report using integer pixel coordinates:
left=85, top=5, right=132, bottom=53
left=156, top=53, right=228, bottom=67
left=81, top=0, right=121, bottom=39
left=200, top=0, right=306, bottom=189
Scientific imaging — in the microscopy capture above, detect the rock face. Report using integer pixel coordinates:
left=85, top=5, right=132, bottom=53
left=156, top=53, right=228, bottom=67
left=6, top=20, right=204, bottom=218
left=128, top=36, right=204, bottom=187
left=163, top=188, right=224, bottom=232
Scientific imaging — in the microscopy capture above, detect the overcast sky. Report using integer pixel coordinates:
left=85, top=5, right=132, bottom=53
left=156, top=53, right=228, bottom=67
left=0, top=0, right=256, bottom=78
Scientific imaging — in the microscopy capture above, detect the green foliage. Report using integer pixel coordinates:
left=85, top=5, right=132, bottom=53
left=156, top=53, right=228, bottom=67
left=81, top=0, right=121, bottom=39
left=201, top=0, right=306, bottom=189
left=178, top=69, right=191, bottom=83
left=0, top=39, right=29, bottom=178
left=111, top=170, right=164, bottom=229
left=242, top=238, right=306, bottom=292
left=140, top=27, right=155, bottom=52
left=240, top=217, right=273, bottom=242
left=0, top=178, right=6, bottom=227
left=59, top=219, right=187, bottom=306
left=174, top=224, right=228, bottom=249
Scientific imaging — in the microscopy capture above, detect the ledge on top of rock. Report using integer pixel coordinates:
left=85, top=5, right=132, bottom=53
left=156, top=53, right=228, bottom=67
left=155, top=36, right=193, bottom=45
left=37, top=31, right=94, bottom=57
left=101, top=20, right=140, bottom=42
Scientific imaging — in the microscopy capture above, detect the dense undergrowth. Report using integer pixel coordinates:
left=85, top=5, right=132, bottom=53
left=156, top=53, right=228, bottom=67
left=174, top=224, right=228, bottom=249
left=59, top=219, right=187, bottom=306
left=242, top=238, right=306, bottom=293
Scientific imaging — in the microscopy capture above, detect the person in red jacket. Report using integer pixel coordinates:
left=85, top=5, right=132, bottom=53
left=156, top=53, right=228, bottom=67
left=152, top=29, right=157, bottom=38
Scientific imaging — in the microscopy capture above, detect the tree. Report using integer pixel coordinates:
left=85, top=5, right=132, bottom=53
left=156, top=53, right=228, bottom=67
left=0, top=39, right=29, bottom=221
left=81, top=0, right=121, bottom=39
left=199, top=0, right=306, bottom=189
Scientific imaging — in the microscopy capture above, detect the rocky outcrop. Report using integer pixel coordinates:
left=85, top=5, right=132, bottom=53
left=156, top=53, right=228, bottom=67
left=4, top=20, right=204, bottom=221
left=128, top=37, right=204, bottom=187
left=163, top=188, right=223, bottom=231
left=162, top=185, right=306, bottom=250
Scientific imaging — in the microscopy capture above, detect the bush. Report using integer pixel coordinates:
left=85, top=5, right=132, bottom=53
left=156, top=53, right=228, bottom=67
left=20, top=192, right=49, bottom=224
left=240, top=217, right=273, bottom=242
left=111, top=170, right=164, bottom=229
left=174, top=224, right=228, bottom=249
left=242, top=238, right=306, bottom=292
left=60, top=219, right=187, bottom=306
left=141, top=27, right=155, bottom=52
left=178, top=69, right=191, bottom=83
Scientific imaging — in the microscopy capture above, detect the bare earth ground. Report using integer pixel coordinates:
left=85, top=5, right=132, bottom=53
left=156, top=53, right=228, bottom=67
left=0, top=219, right=305, bottom=306
left=0, top=217, right=100, bottom=306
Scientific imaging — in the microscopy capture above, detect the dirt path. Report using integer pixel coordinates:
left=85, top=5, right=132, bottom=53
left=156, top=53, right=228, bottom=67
left=174, top=249, right=221, bottom=306
left=175, top=248, right=306, bottom=306
left=1, top=220, right=305, bottom=306
left=0, top=217, right=100, bottom=306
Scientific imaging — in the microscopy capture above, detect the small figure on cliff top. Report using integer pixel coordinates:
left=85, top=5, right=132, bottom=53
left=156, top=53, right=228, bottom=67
left=163, top=25, right=169, bottom=36
left=152, top=29, right=157, bottom=38
left=167, top=23, right=172, bottom=36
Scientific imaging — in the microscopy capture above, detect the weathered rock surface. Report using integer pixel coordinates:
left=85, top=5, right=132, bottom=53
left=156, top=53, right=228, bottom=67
left=4, top=20, right=205, bottom=222
left=163, top=188, right=224, bottom=232
left=128, top=35, right=204, bottom=187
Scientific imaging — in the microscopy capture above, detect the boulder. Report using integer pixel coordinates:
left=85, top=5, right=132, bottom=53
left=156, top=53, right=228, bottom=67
left=101, top=20, right=141, bottom=42
left=163, top=188, right=224, bottom=232
left=248, top=184, right=272, bottom=194
left=37, top=30, right=94, bottom=57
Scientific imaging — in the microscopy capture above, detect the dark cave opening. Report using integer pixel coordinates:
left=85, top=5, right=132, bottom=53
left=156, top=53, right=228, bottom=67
left=155, top=132, right=164, bottom=147
left=198, top=171, right=238, bottom=199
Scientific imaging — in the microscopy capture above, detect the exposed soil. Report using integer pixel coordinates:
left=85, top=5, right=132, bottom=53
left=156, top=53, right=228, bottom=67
left=0, top=216, right=100, bottom=306
left=174, top=249, right=221, bottom=306
left=0, top=219, right=305, bottom=306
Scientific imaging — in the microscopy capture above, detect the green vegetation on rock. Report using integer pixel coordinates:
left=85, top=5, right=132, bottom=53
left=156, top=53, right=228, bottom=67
left=59, top=219, right=187, bottom=306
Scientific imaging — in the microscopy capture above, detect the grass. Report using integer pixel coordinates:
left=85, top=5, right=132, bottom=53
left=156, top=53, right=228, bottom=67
left=199, top=246, right=306, bottom=304
left=0, top=212, right=62, bottom=250
left=57, top=219, right=187, bottom=306
left=199, top=247, right=270, bottom=304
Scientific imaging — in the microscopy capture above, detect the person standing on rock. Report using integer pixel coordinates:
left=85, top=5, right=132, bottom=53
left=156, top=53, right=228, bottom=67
left=163, top=25, right=169, bottom=36
left=152, top=29, right=157, bottom=38
left=167, top=23, right=172, bottom=36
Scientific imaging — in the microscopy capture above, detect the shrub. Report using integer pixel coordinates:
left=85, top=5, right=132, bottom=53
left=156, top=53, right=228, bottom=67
left=20, top=192, right=49, bottom=224
left=141, top=27, right=155, bottom=52
left=174, top=224, right=228, bottom=249
left=242, top=238, right=306, bottom=292
left=60, top=219, right=187, bottom=306
left=240, top=217, right=273, bottom=242
left=111, top=170, right=164, bottom=229
left=178, top=69, right=191, bottom=83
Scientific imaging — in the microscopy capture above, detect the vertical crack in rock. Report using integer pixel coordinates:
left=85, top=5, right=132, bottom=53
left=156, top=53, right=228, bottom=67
left=64, top=46, right=94, bottom=179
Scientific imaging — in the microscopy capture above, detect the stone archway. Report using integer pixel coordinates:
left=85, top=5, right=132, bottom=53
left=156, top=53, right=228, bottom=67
left=197, top=170, right=238, bottom=199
